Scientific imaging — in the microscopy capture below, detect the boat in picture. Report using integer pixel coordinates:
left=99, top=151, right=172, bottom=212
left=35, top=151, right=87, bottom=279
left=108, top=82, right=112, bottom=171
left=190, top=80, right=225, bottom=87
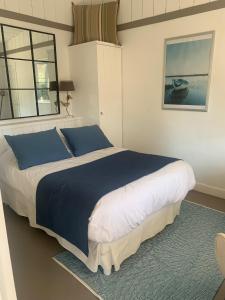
left=172, top=79, right=189, bottom=91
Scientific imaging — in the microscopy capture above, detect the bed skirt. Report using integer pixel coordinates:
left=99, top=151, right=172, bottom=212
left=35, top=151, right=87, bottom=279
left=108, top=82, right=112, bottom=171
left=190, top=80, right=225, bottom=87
left=1, top=183, right=181, bottom=275
left=58, top=202, right=181, bottom=275
left=54, top=201, right=181, bottom=275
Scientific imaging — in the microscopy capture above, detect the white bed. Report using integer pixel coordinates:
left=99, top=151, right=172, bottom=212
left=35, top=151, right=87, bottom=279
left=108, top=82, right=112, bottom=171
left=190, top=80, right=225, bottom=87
left=0, top=120, right=196, bottom=275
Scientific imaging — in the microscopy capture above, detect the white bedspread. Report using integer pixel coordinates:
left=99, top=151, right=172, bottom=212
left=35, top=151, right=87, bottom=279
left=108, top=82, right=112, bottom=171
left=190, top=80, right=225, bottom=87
left=0, top=147, right=195, bottom=243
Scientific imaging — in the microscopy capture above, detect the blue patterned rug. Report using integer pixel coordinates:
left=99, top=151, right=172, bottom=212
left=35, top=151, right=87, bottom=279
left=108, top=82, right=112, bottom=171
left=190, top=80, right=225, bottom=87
left=54, top=201, right=225, bottom=300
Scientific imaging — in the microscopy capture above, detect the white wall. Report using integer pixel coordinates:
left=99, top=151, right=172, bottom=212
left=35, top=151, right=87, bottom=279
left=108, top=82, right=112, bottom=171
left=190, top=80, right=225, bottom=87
left=119, top=8, right=225, bottom=199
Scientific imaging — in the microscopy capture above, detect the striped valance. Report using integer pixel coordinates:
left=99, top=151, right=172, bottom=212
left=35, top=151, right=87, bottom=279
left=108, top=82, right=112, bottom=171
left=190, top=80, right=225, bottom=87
left=72, top=1, right=119, bottom=45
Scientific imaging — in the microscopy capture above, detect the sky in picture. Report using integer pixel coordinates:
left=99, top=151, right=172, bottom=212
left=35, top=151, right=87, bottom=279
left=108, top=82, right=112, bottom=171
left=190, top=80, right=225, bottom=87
left=166, top=38, right=212, bottom=76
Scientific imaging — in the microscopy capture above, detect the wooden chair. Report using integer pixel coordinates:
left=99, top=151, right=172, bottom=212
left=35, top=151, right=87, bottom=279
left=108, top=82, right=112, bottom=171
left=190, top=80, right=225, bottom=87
left=216, top=233, right=225, bottom=277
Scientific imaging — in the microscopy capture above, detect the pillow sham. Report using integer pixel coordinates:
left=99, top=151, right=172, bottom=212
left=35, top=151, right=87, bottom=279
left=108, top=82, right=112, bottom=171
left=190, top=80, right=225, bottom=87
left=61, top=125, right=112, bottom=156
left=72, top=1, right=119, bottom=45
left=4, top=128, right=72, bottom=170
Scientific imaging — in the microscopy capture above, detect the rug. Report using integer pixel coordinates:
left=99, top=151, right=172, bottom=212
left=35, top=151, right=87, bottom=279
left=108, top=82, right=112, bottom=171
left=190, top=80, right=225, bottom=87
left=54, top=201, right=225, bottom=300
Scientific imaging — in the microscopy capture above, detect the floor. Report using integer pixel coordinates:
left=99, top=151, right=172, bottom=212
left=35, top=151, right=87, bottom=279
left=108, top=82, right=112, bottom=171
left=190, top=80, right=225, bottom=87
left=3, top=190, right=225, bottom=300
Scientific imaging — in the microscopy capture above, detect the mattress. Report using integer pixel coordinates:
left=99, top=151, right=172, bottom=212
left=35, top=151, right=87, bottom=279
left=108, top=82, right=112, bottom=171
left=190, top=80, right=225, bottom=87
left=0, top=147, right=196, bottom=243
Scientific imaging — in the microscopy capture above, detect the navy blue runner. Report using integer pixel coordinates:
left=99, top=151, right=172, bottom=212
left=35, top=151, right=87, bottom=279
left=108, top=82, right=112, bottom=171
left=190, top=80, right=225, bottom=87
left=36, top=150, right=178, bottom=256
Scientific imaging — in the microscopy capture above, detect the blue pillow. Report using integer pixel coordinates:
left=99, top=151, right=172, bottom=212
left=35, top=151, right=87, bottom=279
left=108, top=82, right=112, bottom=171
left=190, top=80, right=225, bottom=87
left=61, top=125, right=113, bottom=156
left=5, top=128, right=72, bottom=170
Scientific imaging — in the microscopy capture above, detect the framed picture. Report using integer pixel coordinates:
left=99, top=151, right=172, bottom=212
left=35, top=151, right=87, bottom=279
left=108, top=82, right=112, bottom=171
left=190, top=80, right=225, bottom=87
left=162, top=31, right=215, bottom=111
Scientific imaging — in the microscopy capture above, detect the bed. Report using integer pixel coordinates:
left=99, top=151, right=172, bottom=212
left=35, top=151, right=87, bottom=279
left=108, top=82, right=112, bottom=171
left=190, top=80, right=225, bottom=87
left=0, top=120, right=196, bottom=275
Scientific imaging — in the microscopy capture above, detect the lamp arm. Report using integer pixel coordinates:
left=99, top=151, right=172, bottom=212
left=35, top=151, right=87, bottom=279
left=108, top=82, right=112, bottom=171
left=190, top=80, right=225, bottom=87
left=60, top=90, right=73, bottom=116
left=67, top=91, right=72, bottom=101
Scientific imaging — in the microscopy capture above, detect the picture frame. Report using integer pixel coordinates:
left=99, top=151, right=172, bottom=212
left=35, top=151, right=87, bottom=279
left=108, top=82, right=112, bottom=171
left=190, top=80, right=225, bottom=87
left=162, top=31, right=215, bottom=111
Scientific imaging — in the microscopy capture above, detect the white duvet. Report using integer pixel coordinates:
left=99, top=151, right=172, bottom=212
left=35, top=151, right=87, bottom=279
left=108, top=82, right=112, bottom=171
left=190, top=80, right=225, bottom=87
left=0, top=147, right=195, bottom=243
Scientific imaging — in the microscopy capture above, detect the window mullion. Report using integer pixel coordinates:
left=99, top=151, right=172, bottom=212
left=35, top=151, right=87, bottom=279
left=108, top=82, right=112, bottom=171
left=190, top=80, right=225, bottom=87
left=1, top=25, right=14, bottom=119
left=53, top=35, right=60, bottom=114
left=29, top=30, right=39, bottom=117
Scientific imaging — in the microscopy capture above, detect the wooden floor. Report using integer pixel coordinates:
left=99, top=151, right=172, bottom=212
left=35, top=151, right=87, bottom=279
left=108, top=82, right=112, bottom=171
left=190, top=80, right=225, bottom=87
left=3, top=190, right=225, bottom=300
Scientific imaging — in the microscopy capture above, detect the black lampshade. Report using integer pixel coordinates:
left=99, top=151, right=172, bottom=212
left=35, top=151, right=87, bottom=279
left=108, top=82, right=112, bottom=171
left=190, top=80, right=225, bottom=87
left=49, top=81, right=75, bottom=92
left=59, top=81, right=75, bottom=92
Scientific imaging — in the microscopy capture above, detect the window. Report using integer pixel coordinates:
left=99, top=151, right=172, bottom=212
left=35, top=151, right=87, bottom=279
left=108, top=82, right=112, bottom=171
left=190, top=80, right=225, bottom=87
left=0, top=24, right=60, bottom=121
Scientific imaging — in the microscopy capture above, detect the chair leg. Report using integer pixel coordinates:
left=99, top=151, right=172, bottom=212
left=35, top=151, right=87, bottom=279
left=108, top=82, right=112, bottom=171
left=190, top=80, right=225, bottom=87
left=216, top=233, right=225, bottom=277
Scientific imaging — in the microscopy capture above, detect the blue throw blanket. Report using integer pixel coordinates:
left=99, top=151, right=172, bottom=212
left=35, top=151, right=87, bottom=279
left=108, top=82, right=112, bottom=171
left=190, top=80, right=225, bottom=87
left=36, top=150, right=178, bottom=256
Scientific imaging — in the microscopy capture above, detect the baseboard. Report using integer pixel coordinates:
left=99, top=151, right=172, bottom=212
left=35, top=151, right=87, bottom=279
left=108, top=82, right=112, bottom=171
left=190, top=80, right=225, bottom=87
left=195, top=183, right=225, bottom=200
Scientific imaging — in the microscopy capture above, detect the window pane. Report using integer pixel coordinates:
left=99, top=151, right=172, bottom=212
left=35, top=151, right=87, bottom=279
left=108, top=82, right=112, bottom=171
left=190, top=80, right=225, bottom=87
left=35, top=62, right=56, bottom=89
left=32, top=32, right=55, bottom=62
left=3, top=26, right=31, bottom=59
left=8, top=59, right=34, bottom=89
left=38, top=90, right=58, bottom=116
left=0, top=90, right=12, bottom=120
left=0, top=58, right=8, bottom=89
left=11, top=90, right=37, bottom=118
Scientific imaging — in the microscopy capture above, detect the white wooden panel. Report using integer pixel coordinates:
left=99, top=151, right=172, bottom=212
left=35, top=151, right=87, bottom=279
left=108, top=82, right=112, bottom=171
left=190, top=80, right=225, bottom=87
left=55, top=0, right=67, bottom=24
left=143, top=0, right=154, bottom=18
left=154, top=0, right=166, bottom=15
left=194, top=0, right=209, bottom=4
left=31, top=0, right=44, bottom=18
left=65, top=0, right=73, bottom=26
left=5, top=0, right=19, bottom=12
left=180, top=0, right=194, bottom=8
left=19, top=0, right=32, bottom=15
left=43, top=0, right=56, bottom=21
left=73, top=0, right=84, bottom=4
left=83, top=0, right=92, bottom=4
left=0, top=117, right=83, bottom=135
left=0, top=0, right=5, bottom=9
left=132, top=0, right=143, bottom=21
left=69, top=42, right=100, bottom=124
left=118, top=0, right=132, bottom=25
left=166, top=0, right=180, bottom=12
left=98, top=44, right=122, bottom=147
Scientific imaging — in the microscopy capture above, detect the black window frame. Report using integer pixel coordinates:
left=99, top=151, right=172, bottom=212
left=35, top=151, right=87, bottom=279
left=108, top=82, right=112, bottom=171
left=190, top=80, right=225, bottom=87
left=0, top=23, right=60, bottom=121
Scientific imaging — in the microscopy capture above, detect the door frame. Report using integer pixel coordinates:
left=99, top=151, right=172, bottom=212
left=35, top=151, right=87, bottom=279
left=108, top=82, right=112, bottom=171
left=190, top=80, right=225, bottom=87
left=0, top=192, right=17, bottom=300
